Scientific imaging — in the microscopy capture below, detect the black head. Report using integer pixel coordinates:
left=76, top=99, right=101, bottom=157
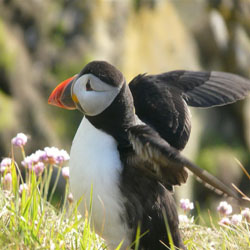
left=76, top=61, right=136, bottom=143
left=79, top=61, right=124, bottom=88
left=70, top=61, right=126, bottom=116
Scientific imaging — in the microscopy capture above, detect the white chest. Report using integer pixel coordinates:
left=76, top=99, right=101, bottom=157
left=69, top=117, right=131, bottom=249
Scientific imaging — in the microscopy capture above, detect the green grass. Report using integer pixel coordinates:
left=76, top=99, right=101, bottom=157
left=0, top=143, right=249, bottom=249
left=181, top=221, right=250, bottom=250
left=1, top=180, right=249, bottom=250
left=0, top=166, right=105, bottom=249
left=0, top=191, right=104, bottom=249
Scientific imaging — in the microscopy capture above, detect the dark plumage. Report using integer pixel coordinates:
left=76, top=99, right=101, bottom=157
left=129, top=70, right=250, bottom=150
left=79, top=60, right=125, bottom=87
left=48, top=61, right=250, bottom=250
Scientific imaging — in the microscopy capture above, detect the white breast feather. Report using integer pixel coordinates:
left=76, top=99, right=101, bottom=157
left=69, top=117, right=131, bottom=249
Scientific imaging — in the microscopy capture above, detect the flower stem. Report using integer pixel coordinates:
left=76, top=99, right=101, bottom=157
left=20, top=146, right=26, bottom=160
left=40, top=166, right=47, bottom=198
left=49, top=167, right=61, bottom=203
left=62, top=181, right=69, bottom=211
left=44, top=165, right=53, bottom=201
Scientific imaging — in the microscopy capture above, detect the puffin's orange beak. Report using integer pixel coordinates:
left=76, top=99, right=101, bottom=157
left=48, top=75, right=77, bottom=110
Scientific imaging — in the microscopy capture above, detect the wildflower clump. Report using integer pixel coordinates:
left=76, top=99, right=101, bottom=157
left=0, top=133, right=105, bottom=249
left=1, top=132, right=70, bottom=202
left=217, top=201, right=250, bottom=226
left=21, top=147, right=69, bottom=169
left=1, top=132, right=250, bottom=249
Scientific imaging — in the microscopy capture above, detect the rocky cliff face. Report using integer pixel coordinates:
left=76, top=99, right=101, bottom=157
left=0, top=0, right=249, bottom=198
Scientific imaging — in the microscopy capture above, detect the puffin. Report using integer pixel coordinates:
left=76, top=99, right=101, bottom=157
left=48, top=61, right=250, bottom=250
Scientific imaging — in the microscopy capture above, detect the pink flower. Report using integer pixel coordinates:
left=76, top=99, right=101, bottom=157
left=44, top=146, right=61, bottom=164
left=34, top=162, right=45, bottom=176
left=56, top=149, right=70, bottom=164
left=35, top=149, right=48, bottom=162
left=44, top=146, right=59, bottom=158
left=180, top=199, right=194, bottom=212
left=21, top=150, right=46, bottom=169
left=21, top=147, right=70, bottom=169
left=44, top=147, right=70, bottom=165
left=231, top=214, right=242, bottom=225
left=219, top=217, right=231, bottom=226
left=241, top=208, right=250, bottom=222
left=0, top=158, right=12, bottom=173
left=19, top=183, right=28, bottom=194
left=11, top=133, right=28, bottom=147
left=62, top=166, right=69, bottom=180
left=21, top=153, right=39, bottom=169
left=217, top=201, right=232, bottom=216
left=1, top=158, right=12, bottom=167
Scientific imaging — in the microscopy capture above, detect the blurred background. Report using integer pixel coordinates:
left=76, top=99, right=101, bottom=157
left=0, top=0, right=249, bottom=211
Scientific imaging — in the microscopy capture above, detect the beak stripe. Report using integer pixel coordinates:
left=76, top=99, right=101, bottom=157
left=72, top=93, right=79, bottom=104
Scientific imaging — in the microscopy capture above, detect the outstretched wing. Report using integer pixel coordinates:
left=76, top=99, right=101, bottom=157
left=151, top=71, right=250, bottom=108
left=129, top=71, right=250, bottom=150
left=128, top=124, right=241, bottom=201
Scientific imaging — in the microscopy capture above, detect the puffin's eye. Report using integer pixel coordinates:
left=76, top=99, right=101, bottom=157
left=86, top=80, right=93, bottom=91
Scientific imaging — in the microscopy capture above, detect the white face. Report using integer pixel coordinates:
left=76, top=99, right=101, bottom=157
left=72, top=73, right=122, bottom=116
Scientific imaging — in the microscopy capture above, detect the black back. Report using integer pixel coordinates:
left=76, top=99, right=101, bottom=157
left=129, top=70, right=250, bottom=150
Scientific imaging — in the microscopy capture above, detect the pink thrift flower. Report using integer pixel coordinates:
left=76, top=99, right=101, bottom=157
left=44, top=147, right=70, bottom=165
left=217, top=201, right=232, bottom=216
left=1, top=158, right=12, bottom=167
left=62, top=167, right=70, bottom=180
left=180, top=198, right=194, bottom=212
left=219, top=217, right=231, bottom=226
left=19, top=183, right=28, bottom=195
left=22, top=147, right=70, bottom=168
left=21, top=157, right=31, bottom=168
left=231, top=214, right=242, bottom=225
left=44, top=147, right=60, bottom=164
left=56, top=149, right=70, bottom=164
left=22, top=153, right=38, bottom=169
left=241, top=208, right=250, bottom=222
left=44, top=146, right=58, bottom=157
left=34, top=149, right=48, bottom=162
left=0, top=158, right=12, bottom=173
left=11, top=133, right=28, bottom=147
left=34, top=162, right=45, bottom=176
left=22, top=150, right=48, bottom=169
